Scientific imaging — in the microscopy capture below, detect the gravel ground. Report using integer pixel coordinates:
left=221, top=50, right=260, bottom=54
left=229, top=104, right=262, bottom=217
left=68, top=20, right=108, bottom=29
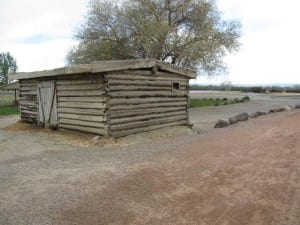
left=0, top=108, right=299, bottom=224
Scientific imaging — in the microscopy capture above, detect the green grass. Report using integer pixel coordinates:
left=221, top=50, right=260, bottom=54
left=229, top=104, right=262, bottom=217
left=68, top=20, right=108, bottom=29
left=190, top=99, right=228, bottom=107
left=0, top=105, right=19, bottom=116
left=0, top=94, right=19, bottom=116
left=190, top=97, right=249, bottom=108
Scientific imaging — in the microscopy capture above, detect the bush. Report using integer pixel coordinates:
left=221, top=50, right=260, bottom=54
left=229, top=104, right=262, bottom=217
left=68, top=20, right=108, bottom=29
left=242, top=96, right=250, bottom=101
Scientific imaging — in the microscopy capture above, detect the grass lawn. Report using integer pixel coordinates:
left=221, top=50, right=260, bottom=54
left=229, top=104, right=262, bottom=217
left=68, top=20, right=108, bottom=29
left=0, top=105, right=19, bottom=116
left=190, top=97, right=249, bottom=108
left=190, top=99, right=228, bottom=107
left=0, top=95, right=19, bottom=116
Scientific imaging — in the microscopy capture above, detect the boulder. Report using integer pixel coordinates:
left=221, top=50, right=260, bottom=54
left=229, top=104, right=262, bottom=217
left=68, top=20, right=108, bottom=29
left=257, top=111, right=267, bottom=116
left=249, top=112, right=265, bottom=118
left=235, top=112, right=249, bottom=121
left=242, top=96, right=250, bottom=101
left=277, top=108, right=285, bottom=112
left=283, top=105, right=293, bottom=111
left=214, top=120, right=229, bottom=128
left=295, top=104, right=300, bottom=109
left=233, top=98, right=241, bottom=103
left=229, top=117, right=239, bottom=125
left=229, top=113, right=249, bottom=125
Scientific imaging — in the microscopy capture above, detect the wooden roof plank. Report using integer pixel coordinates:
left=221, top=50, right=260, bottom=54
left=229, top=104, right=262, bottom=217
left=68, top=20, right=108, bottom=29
left=91, top=59, right=156, bottom=73
left=9, top=59, right=196, bottom=80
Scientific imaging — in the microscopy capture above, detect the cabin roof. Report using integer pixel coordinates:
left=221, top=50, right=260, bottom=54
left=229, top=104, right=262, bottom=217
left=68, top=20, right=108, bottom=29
left=9, top=59, right=196, bottom=80
left=0, top=81, right=20, bottom=90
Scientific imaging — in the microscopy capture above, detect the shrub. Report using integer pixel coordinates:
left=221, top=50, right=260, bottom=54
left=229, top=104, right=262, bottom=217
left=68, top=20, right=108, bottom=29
left=242, top=96, right=250, bottom=101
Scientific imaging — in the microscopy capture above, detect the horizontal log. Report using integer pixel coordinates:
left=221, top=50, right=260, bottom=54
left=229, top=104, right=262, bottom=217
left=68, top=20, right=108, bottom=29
left=58, top=96, right=106, bottom=103
left=20, top=91, right=37, bottom=95
left=20, top=107, right=37, bottom=112
left=20, top=82, right=36, bottom=85
left=107, top=70, right=188, bottom=80
left=56, top=74, right=102, bottom=81
left=107, top=79, right=187, bottom=87
left=19, top=101, right=37, bottom=106
left=57, top=90, right=105, bottom=97
left=109, top=91, right=187, bottom=98
left=109, top=97, right=186, bottom=105
left=57, top=107, right=105, bottom=115
left=110, top=101, right=187, bottom=111
left=21, top=115, right=37, bottom=121
left=59, top=124, right=105, bottom=135
left=59, top=118, right=105, bottom=128
left=20, top=80, right=37, bottom=84
left=21, top=118, right=37, bottom=124
left=20, top=82, right=38, bottom=88
left=57, top=102, right=106, bottom=109
left=21, top=110, right=37, bottom=115
left=21, top=115, right=37, bottom=120
left=108, top=85, right=172, bottom=92
left=110, top=110, right=186, bottom=125
left=56, top=79, right=103, bottom=86
left=58, top=113, right=105, bottom=122
left=20, top=104, right=37, bottom=108
left=110, top=114, right=187, bottom=131
left=20, top=105, right=37, bottom=109
left=21, top=112, right=37, bottom=116
left=110, top=120, right=187, bottom=138
left=109, top=106, right=186, bottom=119
left=20, top=86, right=37, bottom=92
left=19, top=98, right=37, bottom=103
left=56, top=83, right=103, bottom=91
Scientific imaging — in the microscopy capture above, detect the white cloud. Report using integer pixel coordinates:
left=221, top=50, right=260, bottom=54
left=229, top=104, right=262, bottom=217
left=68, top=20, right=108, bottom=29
left=0, top=0, right=88, bottom=71
left=0, top=0, right=299, bottom=84
left=197, top=0, right=300, bottom=85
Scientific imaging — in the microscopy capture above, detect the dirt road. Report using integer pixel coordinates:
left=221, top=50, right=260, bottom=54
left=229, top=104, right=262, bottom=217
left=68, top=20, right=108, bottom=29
left=0, top=111, right=299, bottom=225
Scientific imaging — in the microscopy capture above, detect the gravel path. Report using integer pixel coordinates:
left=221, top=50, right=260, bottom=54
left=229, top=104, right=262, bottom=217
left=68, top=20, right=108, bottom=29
left=0, top=110, right=299, bottom=225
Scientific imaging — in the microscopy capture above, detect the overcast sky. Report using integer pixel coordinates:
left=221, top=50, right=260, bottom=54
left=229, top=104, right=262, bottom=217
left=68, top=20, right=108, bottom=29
left=1, top=0, right=299, bottom=85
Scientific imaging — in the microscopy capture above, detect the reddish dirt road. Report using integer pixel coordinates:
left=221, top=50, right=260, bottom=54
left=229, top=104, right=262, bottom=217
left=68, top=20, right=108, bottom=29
left=0, top=112, right=299, bottom=225
left=57, top=112, right=300, bottom=225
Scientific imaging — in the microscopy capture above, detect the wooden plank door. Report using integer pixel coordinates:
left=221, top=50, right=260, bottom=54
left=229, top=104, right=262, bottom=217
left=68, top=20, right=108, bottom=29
left=37, top=81, right=58, bottom=127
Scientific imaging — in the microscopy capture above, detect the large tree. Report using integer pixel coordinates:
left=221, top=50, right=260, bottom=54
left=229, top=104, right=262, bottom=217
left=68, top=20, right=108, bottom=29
left=67, top=0, right=241, bottom=76
left=0, top=52, right=17, bottom=85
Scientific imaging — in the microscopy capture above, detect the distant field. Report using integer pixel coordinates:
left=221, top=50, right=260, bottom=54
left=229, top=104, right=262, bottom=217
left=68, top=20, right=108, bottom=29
left=0, top=94, right=15, bottom=106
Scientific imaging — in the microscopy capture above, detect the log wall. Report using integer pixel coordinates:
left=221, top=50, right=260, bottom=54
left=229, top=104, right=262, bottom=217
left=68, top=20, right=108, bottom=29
left=105, top=70, right=189, bottom=137
left=56, top=74, right=107, bottom=135
left=19, top=79, right=39, bottom=124
left=19, top=69, right=191, bottom=137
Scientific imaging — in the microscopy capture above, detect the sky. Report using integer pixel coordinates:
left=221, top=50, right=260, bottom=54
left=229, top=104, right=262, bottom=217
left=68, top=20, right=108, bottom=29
left=0, top=0, right=299, bottom=85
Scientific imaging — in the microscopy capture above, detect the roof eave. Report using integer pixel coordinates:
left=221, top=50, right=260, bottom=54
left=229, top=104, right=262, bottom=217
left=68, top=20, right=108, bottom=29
left=9, top=59, right=196, bottom=80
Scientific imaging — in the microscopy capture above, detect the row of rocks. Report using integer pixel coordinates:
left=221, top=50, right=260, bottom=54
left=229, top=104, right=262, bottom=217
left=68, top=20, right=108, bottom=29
left=215, top=104, right=300, bottom=128
left=215, top=112, right=249, bottom=128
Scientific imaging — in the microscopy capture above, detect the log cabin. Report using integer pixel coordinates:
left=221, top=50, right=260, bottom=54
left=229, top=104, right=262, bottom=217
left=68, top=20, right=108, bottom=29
left=9, top=59, right=196, bottom=137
